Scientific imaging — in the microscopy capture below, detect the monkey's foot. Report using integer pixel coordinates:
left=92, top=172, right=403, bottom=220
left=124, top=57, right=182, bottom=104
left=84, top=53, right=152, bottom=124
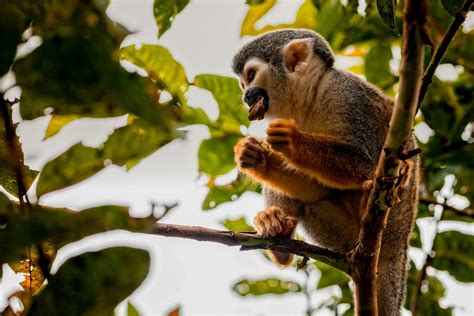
left=234, top=136, right=267, bottom=174
left=266, top=119, right=299, bottom=159
left=254, top=206, right=297, bottom=237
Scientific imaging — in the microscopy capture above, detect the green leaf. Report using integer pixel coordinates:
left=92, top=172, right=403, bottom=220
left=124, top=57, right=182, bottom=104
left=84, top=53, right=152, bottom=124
left=37, top=120, right=175, bottom=196
left=0, top=198, right=157, bottom=263
left=315, top=261, right=350, bottom=289
left=121, top=44, right=189, bottom=105
left=232, top=278, right=301, bottom=296
left=194, top=74, right=248, bottom=135
left=198, top=135, right=240, bottom=178
left=0, top=165, right=39, bottom=198
left=28, top=247, right=150, bottom=316
left=376, top=0, right=399, bottom=35
left=432, top=230, right=474, bottom=282
left=13, top=4, right=169, bottom=126
left=202, top=175, right=259, bottom=211
left=364, top=44, right=395, bottom=90
left=221, top=217, right=253, bottom=232
left=441, top=0, right=465, bottom=15
left=314, top=0, right=349, bottom=39
left=0, top=4, right=25, bottom=75
left=181, top=105, right=211, bottom=126
left=153, top=0, right=190, bottom=38
left=127, top=302, right=140, bottom=316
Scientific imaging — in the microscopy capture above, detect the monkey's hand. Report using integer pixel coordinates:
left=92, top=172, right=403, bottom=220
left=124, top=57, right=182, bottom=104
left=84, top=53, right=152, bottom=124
left=266, top=119, right=300, bottom=160
left=254, top=206, right=297, bottom=237
left=234, top=136, right=268, bottom=176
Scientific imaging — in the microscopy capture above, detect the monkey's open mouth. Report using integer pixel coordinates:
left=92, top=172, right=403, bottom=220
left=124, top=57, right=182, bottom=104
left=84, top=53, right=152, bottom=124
left=244, top=87, right=269, bottom=121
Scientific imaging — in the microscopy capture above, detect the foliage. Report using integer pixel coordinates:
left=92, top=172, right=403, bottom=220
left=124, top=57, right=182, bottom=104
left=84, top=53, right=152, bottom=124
left=0, top=0, right=472, bottom=315
left=0, top=0, right=188, bottom=313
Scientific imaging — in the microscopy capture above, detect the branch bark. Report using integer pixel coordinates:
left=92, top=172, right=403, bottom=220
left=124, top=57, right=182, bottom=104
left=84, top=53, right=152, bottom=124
left=416, top=0, right=473, bottom=112
left=145, top=223, right=348, bottom=272
left=0, top=95, right=30, bottom=208
left=348, top=1, right=426, bottom=314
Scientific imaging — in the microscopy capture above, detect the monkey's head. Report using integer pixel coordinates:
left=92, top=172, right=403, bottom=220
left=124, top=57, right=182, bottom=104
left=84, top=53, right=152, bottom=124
left=232, top=29, right=334, bottom=121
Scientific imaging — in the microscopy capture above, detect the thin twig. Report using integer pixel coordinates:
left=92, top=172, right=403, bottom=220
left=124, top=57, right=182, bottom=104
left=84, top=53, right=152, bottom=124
left=145, top=223, right=348, bottom=272
left=419, top=198, right=474, bottom=219
left=416, top=0, right=473, bottom=112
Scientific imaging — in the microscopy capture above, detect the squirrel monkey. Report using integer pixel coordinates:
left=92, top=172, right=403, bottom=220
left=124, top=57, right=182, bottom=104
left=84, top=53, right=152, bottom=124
left=232, top=29, right=418, bottom=316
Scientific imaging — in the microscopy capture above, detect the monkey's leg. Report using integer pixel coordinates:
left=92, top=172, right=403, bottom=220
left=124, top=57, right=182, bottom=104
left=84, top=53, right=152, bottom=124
left=298, top=192, right=361, bottom=254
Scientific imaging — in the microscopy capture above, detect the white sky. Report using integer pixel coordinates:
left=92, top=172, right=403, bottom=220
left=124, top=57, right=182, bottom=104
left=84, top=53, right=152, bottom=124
left=1, top=0, right=473, bottom=315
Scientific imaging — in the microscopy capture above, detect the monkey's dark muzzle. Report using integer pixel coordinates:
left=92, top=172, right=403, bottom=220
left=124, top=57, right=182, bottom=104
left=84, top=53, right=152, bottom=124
left=244, top=87, right=269, bottom=121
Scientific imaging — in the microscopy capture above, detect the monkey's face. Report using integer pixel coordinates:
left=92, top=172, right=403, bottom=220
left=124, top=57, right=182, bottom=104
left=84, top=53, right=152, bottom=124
left=237, top=38, right=326, bottom=121
left=239, top=58, right=287, bottom=121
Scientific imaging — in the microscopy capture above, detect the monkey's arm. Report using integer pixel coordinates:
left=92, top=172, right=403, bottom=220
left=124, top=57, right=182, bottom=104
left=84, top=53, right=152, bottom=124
left=234, top=137, right=330, bottom=203
left=266, top=119, right=374, bottom=190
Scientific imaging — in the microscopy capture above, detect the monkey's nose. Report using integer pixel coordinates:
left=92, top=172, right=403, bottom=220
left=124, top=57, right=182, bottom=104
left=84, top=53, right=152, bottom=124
left=244, top=87, right=268, bottom=107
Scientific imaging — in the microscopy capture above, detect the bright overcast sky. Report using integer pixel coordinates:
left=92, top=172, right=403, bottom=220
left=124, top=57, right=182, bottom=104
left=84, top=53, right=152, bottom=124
left=1, top=0, right=473, bottom=315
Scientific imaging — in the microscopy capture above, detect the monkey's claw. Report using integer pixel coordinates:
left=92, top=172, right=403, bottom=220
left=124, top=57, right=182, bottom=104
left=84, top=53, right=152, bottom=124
left=254, top=207, right=297, bottom=238
left=234, top=136, right=267, bottom=174
left=266, top=119, right=299, bottom=158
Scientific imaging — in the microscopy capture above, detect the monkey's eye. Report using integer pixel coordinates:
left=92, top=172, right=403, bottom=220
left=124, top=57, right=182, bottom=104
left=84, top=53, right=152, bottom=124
left=247, top=70, right=256, bottom=83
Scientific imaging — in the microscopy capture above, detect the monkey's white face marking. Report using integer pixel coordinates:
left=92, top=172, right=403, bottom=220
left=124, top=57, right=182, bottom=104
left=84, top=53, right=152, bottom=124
left=241, top=58, right=268, bottom=90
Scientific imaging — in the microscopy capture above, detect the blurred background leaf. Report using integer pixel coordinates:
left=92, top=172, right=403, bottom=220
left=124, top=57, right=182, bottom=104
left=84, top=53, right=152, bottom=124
left=233, top=278, right=302, bottom=296
left=28, top=247, right=150, bottom=316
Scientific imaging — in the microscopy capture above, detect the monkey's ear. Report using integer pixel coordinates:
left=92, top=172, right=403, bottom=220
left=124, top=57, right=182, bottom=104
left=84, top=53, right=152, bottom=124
left=283, top=39, right=311, bottom=73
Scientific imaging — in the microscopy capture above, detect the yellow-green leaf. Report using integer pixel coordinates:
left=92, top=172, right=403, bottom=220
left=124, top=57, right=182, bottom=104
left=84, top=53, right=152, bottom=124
left=194, top=74, right=247, bottom=135
left=44, top=115, right=78, bottom=139
left=153, top=0, right=190, bottom=38
left=221, top=217, right=253, bottom=232
left=198, top=135, right=240, bottom=178
left=122, top=44, right=188, bottom=105
left=202, top=175, right=259, bottom=211
left=233, top=278, right=301, bottom=296
left=240, top=0, right=276, bottom=36
left=37, top=120, right=175, bottom=196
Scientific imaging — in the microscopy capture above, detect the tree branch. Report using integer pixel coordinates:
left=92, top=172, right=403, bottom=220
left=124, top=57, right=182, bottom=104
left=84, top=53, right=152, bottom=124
left=348, top=1, right=426, bottom=315
left=0, top=95, right=30, bottom=208
left=145, top=223, right=348, bottom=272
left=416, top=0, right=473, bottom=112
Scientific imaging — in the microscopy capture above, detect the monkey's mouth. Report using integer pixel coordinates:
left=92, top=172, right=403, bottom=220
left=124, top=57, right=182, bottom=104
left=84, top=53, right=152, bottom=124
left=244, top=88, right=269, bottom=121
